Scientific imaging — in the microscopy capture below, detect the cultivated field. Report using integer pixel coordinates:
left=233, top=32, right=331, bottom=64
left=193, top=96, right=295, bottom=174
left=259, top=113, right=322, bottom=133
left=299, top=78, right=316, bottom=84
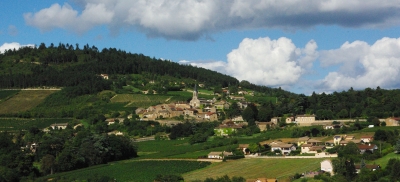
left=183, top=158, right=324, bottom=181
left=110, top=94, right=171, bottom=107
left=0, top=90, right=57, bottom=114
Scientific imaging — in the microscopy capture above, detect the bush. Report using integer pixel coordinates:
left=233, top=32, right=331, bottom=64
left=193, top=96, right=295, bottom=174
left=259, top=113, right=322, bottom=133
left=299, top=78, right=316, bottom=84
left=224, top=155, right=245, bottom=160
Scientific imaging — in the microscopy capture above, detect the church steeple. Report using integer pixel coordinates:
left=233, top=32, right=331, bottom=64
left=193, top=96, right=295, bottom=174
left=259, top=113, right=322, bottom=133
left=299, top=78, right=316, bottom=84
left=193, top=83, right=198, bottom=98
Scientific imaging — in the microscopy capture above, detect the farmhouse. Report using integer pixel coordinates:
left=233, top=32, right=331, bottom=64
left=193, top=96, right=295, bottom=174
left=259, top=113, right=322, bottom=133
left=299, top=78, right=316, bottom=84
left=270, top=142, right=296, bottom=155
left=295, top=114, right=316, bottom=125
left=207, top=151, right=233, bottom=159
left=245, top=178, right=277, bottom=182
left=357, top=144, right=378, bottom=154
left=385, top=117, right=400, bottom=126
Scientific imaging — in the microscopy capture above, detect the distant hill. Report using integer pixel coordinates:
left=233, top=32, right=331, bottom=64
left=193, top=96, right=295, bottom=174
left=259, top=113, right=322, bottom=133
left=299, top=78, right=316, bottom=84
left=0, top=43, right=238, bottom=94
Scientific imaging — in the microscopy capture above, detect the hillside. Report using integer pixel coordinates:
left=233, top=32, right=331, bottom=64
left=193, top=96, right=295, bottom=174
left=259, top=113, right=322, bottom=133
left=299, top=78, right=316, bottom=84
left=0, top=43, right=239, bottom=91
left=1, top=43, right=400, bottom=120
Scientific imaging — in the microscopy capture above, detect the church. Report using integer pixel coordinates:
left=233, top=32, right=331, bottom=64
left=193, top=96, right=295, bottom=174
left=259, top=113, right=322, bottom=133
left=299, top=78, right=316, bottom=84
left=189, top=84, right=201, bottom=108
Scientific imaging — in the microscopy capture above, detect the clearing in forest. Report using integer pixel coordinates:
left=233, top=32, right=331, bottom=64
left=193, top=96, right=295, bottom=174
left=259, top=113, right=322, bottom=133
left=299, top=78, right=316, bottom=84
left=0, top=90, right=57, bottom=114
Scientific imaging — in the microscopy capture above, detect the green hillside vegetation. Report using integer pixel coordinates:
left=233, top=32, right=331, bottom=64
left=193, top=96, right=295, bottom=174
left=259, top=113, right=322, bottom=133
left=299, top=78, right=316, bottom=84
left=36, top=160, right=211, bottom=182
left=0, top=90, right=57, bottom=114
left=0, top=90, right=20, bottom=100
left=0, top=118, right=72, bottom=132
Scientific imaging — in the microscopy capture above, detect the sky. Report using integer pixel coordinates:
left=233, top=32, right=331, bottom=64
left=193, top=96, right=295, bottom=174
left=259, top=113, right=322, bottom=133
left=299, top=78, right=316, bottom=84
left=1, top=0, right=400, bottom=95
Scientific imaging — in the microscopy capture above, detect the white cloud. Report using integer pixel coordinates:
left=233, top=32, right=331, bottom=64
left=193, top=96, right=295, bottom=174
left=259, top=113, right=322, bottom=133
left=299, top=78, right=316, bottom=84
left=317, top=37, right=400, bottom=91
left=24, top=3, right=113, bottom=33
left=190, top=37, right=317, bottom=87
left=0, top=42, right=35, bottom=54
left=24, top=0, right=400, bottom=40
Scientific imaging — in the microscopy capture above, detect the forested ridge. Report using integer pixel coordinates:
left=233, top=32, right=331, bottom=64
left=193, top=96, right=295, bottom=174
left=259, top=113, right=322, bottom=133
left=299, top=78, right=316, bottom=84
left=0, top=43, right=238, bottom=93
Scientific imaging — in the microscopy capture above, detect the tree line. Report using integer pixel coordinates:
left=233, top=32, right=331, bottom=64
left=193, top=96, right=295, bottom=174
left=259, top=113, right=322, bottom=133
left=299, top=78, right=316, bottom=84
left=0, top=43, right=239, bottom=92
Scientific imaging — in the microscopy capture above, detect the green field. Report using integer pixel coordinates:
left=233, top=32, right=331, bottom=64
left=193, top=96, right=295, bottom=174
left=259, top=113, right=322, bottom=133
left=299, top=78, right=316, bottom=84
left=168, top=91, right=214, bottom=99
left=0, top=90, right=20, bottom=100
left=0, top=118, right=72, bottom=131
left=37, top=160, right=211, bottom=182
left=371, top=152, right=400, bottom=169
left=183, top=158, right=323, bottom=181
left=136, top=139, right=236, bottom=159
left=0, top=90, right=58, bottom=114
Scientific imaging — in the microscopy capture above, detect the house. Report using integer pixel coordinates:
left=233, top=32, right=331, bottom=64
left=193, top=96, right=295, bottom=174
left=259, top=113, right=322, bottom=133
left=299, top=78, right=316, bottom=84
left=285, top=117, right=294, bottom=124
left=270, top=142, right=297, bottom=155
left=245, top=178, right=277, bottom=182
left=232, top=116, right=244, bottom=122
left=301, top=144, right=313, bottom=153
left=295, top=114, right=316, bottom=125
left=230, top=96, right=245, bottom=101
left=237, top=101, right=248, bottom=109
left=205, top=112, right=218, bottom=121
left=361, top=136, right=374, bottom=143
left=184, top=108, right=198, bottom=116
left=157, top=110, right=170, bottom=118
left=339, top=140, right=361, bottom=146
left=324, top=140, right=335, bottom=147
left=238, top=90, right=247, bottom=95
left=321, top=159, right=334, bottom=175
left=214, top=101, right=229, bottom=110
left=207, top=151, right=233, bottom=159
left=355, top=164, right=380, bottom=173
left=255, top=122, right=274, bottom=131
left=106, top=119, right=116, bottom=125
left=270, top=117, right=280, bottom=125
left=143, top=111, right=157, bottom=119
left=385, top=117, right=400, bottom=126
left=323, top=124, right=342, bottom=130
left=301, top=144, right=326, bottom=154
left=297, top=136, right=310, bottom=146
left=170, top=107, right=184, bottom=117
left=357, top=144, right=378, bottom=154
left=99, top=74, right=109, bottom=80
left=50, top=123, right=68, bottom=130
left=307, top=139, right=323, bottom=145
left=107, top=130, right=124, bottom=136
left=238, top=144, right=250, bottom=155
left=333, top=135, right=343, bottom=145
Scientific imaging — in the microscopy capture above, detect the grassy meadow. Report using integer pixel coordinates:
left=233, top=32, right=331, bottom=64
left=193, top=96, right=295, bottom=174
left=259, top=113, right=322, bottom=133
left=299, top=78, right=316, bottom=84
left=0, top=90, right=57, bottom=114
left=371, top=152, right=400, bottom=169
left=183, top=158, right=324, bottom=181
